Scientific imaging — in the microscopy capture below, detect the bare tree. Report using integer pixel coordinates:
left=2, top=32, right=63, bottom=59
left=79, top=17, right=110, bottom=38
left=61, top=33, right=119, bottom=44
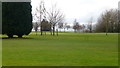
left=95, top=9, right=118, bottom=34
left=73, top=19, right=81, bottom=32
left=104, top=11, right=110, bottom=35
left=47, top=4, right=65, bottom=35
left=87, top=17, right=93, bottom=33
left=34, top=0, right=47, bottom=35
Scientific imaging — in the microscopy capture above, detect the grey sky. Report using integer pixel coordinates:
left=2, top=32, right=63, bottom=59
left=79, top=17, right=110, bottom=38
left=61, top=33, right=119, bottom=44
left=31, top=0, right=119, bottom=25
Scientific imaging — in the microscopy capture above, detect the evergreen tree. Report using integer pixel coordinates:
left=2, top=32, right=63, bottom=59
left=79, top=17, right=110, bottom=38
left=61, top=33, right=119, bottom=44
left=2, top=2, right=32, bottom=38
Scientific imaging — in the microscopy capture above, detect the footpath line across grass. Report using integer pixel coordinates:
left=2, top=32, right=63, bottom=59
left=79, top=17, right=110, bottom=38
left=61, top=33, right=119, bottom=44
left=2, top=32, right=118, bottom=66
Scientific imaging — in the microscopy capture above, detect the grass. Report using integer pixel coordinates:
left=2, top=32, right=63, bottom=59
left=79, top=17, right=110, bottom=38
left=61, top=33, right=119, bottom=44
left=2, top=32, right=118, bottom=66
left=0, top=38, right=1, bottom=67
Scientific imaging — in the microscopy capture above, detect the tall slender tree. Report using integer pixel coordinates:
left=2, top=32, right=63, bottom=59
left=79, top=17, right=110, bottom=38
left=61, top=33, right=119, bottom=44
left=47, top=4, right=65, bottom=36
left=34, top=0, right=46, bottom=35
left=87, top=17, right=93, bottom=33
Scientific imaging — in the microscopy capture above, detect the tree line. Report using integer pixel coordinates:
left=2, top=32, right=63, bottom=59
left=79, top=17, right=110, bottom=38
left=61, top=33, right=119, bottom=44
left=72, top=9, right=119, bottom=33
left=33, top=0, right=119, bottom=34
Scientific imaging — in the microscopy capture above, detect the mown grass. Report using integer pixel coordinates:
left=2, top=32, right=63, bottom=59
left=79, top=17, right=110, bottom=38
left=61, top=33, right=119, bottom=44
left=2, top=32, right=118, bottom=66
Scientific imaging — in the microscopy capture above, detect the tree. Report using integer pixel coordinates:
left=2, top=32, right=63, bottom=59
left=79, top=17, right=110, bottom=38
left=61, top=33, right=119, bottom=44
left=41, top=19, right=51, bottom=31
left=87, top=17, right=93, bottom=33
left=2, top=2, right=32, bottom=38
left=41, top=19, right=51, bottom=35
left=118, top=9, right=120, bottom=33
left=73, top=19, right=80, bottom=32
left=33, top=22, right=39, bottom=35
left=95, top=9, right=118, bottom=34
left=47, top=4, right=65, bottom=36
left=34, top=0, right=46, bottom=35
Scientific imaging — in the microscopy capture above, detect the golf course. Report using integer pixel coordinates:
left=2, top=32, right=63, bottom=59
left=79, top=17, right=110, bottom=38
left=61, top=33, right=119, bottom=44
left=2, top=32, right=118, bottom=66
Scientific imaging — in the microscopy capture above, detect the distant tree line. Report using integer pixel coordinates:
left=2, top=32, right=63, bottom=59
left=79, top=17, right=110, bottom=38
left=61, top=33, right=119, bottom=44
left=71, top=9, right=119, bottom=33
left=33, top=1, right=119, bottom=34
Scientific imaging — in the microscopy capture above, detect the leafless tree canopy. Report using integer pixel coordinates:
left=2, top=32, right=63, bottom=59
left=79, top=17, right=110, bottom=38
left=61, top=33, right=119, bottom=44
left=95, top=9, right=118, bottom=33
left=73, top=19, right=82, bottom=32
left=47, top=5, right=64, bottom=26
left=47, top=4, right=65, bottom=35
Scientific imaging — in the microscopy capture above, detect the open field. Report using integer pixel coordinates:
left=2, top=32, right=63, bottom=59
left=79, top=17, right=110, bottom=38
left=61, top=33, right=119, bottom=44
left=2, top=32, right=118, bottom=66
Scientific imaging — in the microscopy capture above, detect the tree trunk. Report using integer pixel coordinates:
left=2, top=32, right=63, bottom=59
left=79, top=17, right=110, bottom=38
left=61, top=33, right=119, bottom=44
left=36, top=31, right=37, bottom=35
left=53, top=26, right=55, bottom=36
left=40, top=24, right=43, bottom=35
left=41, top=29, right=43, bottom=36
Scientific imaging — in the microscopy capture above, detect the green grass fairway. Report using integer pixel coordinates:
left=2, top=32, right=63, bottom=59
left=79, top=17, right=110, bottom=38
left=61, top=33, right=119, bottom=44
left=2, top=32, right=118, bottom=66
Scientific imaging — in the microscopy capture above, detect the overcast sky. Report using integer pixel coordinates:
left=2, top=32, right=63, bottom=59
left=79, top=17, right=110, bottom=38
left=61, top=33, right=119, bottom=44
left=31, top=0, right=119, bottom=25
